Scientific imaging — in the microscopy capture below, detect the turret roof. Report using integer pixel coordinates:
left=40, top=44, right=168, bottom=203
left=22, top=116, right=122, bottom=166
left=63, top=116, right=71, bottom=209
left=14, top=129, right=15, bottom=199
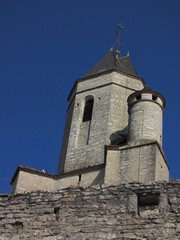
left=127, top=86, right=166, bottom=108
left=85, top=50, right=138, bottom=77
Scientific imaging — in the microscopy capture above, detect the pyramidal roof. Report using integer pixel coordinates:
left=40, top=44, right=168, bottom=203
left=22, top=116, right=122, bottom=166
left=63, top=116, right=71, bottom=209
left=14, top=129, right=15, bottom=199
left=85, top=50, right=138, bottom=77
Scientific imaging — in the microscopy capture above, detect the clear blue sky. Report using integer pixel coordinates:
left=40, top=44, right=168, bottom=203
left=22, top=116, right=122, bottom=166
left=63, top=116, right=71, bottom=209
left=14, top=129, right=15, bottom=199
left=0, top=0, right=180, bottom=193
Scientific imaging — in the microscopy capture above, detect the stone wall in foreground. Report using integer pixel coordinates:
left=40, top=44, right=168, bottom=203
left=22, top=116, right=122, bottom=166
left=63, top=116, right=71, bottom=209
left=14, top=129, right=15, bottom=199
left=0, top=181, right=180, bottom=240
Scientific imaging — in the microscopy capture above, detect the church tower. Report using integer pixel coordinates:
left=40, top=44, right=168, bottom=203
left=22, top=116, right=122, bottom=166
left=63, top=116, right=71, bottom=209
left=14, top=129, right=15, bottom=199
left=11, top=29, right=169, bottom=194
left=57, top=49, right=145, bottom=174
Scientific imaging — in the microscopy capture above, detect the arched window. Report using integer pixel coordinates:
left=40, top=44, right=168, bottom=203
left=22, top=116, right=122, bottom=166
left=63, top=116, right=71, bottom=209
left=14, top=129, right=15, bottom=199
left=82, top=98, right=94, bottom=122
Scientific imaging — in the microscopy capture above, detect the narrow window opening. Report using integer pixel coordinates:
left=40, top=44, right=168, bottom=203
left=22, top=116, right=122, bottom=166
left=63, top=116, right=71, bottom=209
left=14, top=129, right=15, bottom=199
left=54, top=207, right=60, bottom=221
left=82, top=99, right=94, bottom=122
left=77, top=174, right=82, bottom=187
left=86, top=122, right=91, bottom=145
left=152, top=95, right=157, bottom=101
left=136, top=95, right=141, bottom=100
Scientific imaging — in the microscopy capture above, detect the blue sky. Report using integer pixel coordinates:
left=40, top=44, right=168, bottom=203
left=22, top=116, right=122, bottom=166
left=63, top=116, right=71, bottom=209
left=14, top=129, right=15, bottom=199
left=0, top=0, right=180, bottom=193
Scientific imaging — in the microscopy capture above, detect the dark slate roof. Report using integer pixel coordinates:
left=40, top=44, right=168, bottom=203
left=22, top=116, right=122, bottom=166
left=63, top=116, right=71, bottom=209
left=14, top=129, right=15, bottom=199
left=85, top=50, right=138, bottom=77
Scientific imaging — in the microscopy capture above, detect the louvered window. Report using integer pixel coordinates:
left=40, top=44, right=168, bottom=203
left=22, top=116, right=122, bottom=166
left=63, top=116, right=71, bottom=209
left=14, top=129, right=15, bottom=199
left=82, top=99, right=94, bottom=122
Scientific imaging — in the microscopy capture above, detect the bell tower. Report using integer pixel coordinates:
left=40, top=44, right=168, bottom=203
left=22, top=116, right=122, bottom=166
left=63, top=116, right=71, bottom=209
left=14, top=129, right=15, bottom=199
left=11, top=27, right=169, bottom=195
left=57, top=49, right=145, bottom=174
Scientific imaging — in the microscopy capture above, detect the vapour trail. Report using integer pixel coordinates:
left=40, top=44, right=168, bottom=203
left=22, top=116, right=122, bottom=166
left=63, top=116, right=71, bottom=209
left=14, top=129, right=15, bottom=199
left=35, top=65, right=68, bottom=94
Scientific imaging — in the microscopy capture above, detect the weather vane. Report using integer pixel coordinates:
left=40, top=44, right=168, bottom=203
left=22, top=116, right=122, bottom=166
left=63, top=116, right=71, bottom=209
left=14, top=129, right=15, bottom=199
left=115, top=23, right=124, bottom=58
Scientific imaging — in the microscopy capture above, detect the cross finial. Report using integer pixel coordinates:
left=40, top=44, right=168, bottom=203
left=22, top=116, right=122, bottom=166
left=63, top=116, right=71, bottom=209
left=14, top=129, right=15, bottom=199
left=116, top=23, right=124, bottom=59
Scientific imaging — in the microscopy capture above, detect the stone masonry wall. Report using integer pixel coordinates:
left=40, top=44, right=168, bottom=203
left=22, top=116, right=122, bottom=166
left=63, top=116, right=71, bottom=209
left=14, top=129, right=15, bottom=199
left=104, top=141, right=169, bottom=185
left=58, top=97, right=75, bottom=174
left=155, top=146, right=169, bottom=181
left=128, top=100, right=163, bottom=146
left=61, top=72, right=144, bottom=173
left=12, top=167, right=105, bottom=194
left=1, top=181, right=180, bottom=239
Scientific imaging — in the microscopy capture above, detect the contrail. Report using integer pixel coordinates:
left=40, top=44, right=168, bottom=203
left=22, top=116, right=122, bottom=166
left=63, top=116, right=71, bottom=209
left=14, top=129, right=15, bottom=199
left=0, top=178, right=10, bottom=182
left=35, top=65, right=68, bottom=94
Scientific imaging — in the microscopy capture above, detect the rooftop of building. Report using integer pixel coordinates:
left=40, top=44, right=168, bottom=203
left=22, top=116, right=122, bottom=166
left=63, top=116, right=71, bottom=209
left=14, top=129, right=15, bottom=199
left=85, top=49, right=138, bottom=78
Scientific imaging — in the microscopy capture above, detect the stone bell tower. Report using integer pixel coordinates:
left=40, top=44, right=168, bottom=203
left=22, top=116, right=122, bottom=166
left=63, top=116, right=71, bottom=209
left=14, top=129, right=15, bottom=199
left=11, top=28, right=169, bottom=194
left=57, top=49, right=145, bottom=174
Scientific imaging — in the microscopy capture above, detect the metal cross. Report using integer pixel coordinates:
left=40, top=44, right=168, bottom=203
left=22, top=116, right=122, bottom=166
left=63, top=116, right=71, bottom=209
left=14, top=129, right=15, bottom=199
left=116, top=23, right=124, bottom=57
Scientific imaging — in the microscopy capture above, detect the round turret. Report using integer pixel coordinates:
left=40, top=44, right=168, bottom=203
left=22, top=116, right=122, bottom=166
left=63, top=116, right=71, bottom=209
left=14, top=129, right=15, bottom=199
left=127, top=87, right=165, bottom=146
